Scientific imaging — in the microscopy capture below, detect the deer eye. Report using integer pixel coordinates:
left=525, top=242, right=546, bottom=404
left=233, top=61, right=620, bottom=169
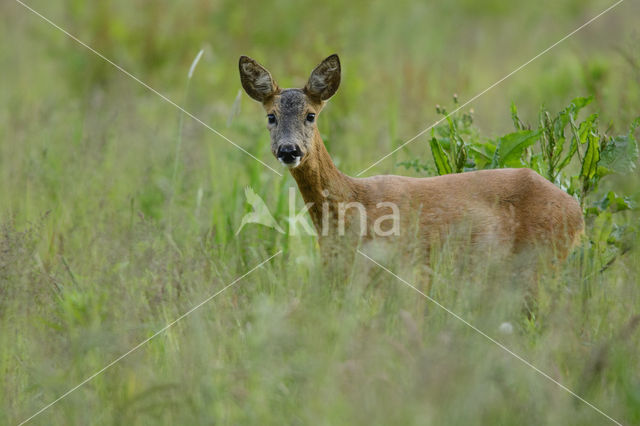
left=306, top=113, right=316, bottom=123
left=267, top=114, right=277, bottom=125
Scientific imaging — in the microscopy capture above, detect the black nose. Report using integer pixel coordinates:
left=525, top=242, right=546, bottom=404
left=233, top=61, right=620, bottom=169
left=277, top=144, right=302, bottom=164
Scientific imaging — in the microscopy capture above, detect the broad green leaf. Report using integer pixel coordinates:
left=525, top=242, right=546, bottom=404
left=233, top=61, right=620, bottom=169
left=430, top=137, right=453, bottom=175
left=553, top=96, right=593, bottom=163
left=577, top=113, right=598, bottom=144
left=559, top=113, right=598, bottom=171
left=434, top=137, right=452, bottom=151
left=580, top=132, right=600, bottom=179
left=468, top=142, right=496, bottom=169
left=551, top=98, right=592, bottom=158
left=437, top=138, right=452, bottom=150
left=468, top=142, right=496, bottom=160
left=599, top=134, right=639, bottom=174
left=594, top=191, right=633, bottom=213
left=452, top=133, right=467, bottom=172
left=596, top=166, right=613, bottom=178
left=554, top=96, right=591, bottom=149
left=491, top=130, right=539, bottom=168
left=569, top=96, right=593, bottom=113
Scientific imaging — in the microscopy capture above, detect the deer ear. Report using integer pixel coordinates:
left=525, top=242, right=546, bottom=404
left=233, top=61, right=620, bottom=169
left=304, top=54, right=341, bottom=102
left=239, top=56, right=279, bottom=103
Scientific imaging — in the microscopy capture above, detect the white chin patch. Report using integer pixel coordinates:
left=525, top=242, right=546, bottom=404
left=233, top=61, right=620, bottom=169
left=279, top=157, right=301, bottom=169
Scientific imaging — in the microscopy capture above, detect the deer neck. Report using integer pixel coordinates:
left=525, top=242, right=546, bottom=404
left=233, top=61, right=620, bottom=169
left=289, top=130, right=356, bottom=229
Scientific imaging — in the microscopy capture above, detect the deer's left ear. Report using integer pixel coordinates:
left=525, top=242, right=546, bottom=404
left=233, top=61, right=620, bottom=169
left=304, top=54, right=341, bottom=102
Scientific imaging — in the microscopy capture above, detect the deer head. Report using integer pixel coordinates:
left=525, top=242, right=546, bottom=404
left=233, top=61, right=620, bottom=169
left=239, top=54, right=341, bottom=168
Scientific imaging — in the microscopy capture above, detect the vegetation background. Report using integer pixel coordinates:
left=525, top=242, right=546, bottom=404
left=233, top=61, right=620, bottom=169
left=1, top=0, right=639, bottom=424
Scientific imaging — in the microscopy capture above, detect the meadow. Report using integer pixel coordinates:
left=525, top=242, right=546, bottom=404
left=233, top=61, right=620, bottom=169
left=1, top=0, right=640, bottom=424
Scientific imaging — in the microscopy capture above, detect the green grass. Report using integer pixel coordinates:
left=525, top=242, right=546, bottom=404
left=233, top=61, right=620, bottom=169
left=2, top=0, right=640, bottom=424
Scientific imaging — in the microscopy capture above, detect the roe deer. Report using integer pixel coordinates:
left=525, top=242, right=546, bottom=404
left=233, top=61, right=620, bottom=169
left=238, top=54, right=584, bottom=261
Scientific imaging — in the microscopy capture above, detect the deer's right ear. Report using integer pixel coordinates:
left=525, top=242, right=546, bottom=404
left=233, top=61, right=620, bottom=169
left=239, top=56, right=279, bottom=103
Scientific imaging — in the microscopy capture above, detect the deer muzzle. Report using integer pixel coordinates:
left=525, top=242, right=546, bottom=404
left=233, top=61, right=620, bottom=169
left=277, top=144, right=303, bottom=167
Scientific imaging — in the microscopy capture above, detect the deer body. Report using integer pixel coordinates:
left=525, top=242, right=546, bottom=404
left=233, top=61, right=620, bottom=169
left=239, top=54, right=584, bottom=259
